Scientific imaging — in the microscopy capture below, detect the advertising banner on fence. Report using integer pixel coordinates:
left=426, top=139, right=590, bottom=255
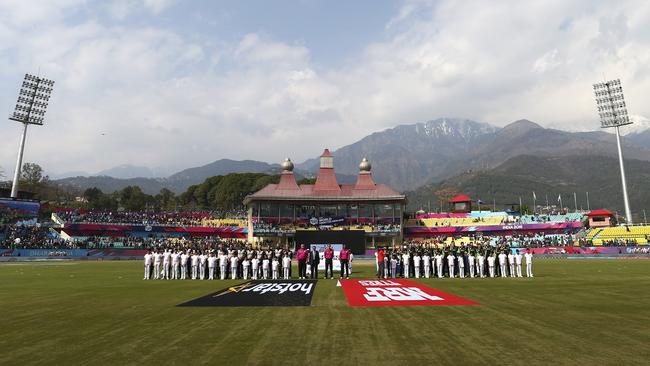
left=178, top=280, right=317, bottom=307
left=339, top=279, right=478, bottom=307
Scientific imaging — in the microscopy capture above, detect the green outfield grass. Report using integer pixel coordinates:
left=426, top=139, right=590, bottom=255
left=1, top=259, right=650, bottom=365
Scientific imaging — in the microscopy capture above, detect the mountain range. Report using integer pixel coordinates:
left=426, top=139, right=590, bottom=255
left=53, top=118, right=650, bottom=199
left=405, top=154, right=650, bottom=222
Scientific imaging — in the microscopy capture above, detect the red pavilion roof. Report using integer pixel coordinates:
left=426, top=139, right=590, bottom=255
left=585, top=209, right=614, bottom=217
left=449, top=194, right=471, bottom=203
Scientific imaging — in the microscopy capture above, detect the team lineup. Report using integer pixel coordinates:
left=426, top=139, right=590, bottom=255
left=143, top=244, right=354, bottom=281
left=142, top=243, right=534, bottom=281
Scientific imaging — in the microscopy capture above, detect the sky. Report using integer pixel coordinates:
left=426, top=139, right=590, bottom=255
left=1, top=0, right=650, bottom=178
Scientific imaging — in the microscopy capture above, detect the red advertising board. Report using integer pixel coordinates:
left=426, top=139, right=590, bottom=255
left=340, top=279, right=479, bottom=307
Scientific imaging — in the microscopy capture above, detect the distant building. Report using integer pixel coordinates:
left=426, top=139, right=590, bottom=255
left=243, top=149, right=407, bottom=249
left=586, top=209, right=614, bottom=228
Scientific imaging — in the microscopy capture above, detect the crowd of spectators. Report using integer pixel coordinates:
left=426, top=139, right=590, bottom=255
left=55, top=209, right=247, bottom=227
left=0, top=224, right=73, bottom=249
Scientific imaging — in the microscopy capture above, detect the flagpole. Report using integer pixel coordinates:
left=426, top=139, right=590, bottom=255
left=586, top=192, right=590, bottom=211
left=533, top=192, right=537, bottom=215
left=574, top=192, right=578, bottom=213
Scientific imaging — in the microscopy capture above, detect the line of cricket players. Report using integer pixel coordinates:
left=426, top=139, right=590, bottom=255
left=142, top=246, right=347, bottom=280
left=376, top=247, right=534, bottom=279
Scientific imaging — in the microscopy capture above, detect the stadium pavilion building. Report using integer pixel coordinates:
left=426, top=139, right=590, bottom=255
left=243, top=149, right=406, bottom=252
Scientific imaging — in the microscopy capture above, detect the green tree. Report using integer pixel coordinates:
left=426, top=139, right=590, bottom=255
left=119, top=186, right=151, bottom=211
left=155, top=188, right=176, bottom=211
left=20, top=162, right=49, bottom=190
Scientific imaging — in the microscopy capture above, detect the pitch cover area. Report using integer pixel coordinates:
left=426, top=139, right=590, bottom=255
left=178, top=280, right=317, bottom=307
left=340, top=279, right=479, bottom=307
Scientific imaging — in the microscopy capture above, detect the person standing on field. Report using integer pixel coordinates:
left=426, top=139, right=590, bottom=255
left=401, top=251, right=410, bottom=278
left=421, top=251, right=430, bottom=279
left=487, top=252, right=496, bottom=278
left=515, top=250, right=523, bottom=278
left=208, top=252, right=217, bottom=280
left=180, top=250, right=189, bottom=280
left=376, top=248, right=385, bottom=279
left=143, top=250, right=152, bottom=280
left=435, top=250, right=444, bottom=278
left=339, top=245, right=351, bottom=279
left=447, top=252, right=455, bottom=278
left=324, top=245, right=334, bottom=279
left=219, top=251, right=228, bottom=280
left=413, top=252, right=421, bottom=278
left=296, top=244, right=308, bottom=279
left=310, top=247, right=320, bottom=279
left=498, top=251, right=508, bottom=278
left=230, top=251, right=239, bottom=280
left=272, top=255, right=280, bottom=280
left=283, top=252, right=291, bottom=279
left=525, top=250, right=534, bottom=277
left=190, top=251, right=199, bottom=280
left=508, top=251, right=516, bottom=278
left=468, top=251, right=476, bottom=278
left=251, top=254, right=259, bottom=280
left=457, top=251, right=465, bottom=278
left=162, top=249, right=171, bottom=280
left=477, top=251, right=486, bottom=278
left=153, top=249, right=162, bottom=280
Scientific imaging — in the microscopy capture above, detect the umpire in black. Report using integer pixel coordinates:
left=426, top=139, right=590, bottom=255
left=309, top=247, right=320, bottom=279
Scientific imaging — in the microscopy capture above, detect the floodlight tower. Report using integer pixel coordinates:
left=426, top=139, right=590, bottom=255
left=8, top=74, right=55, bottom=198
left=593, top=79, right=632, bottom=224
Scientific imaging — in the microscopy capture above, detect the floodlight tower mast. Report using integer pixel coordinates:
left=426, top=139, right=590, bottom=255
left=8, top=74, right=55, bottom=198
left=593, top=79, right=632, bottom=224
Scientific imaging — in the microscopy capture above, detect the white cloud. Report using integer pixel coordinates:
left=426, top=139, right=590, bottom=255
left=2, top=0, right=650, bottom=177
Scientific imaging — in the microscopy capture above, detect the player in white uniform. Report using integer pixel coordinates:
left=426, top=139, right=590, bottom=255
left=487, top=254, right=496, bottom=278
left=171, top=250, right=180, bottom=280
left=402, top=252, right=410, bottom=278
left=348, top=253, right=354, bottom=275
left=508, top=252, right=516, bottom=278
left=498, top=252, right=508, bottom=278
left=282, top=255, right=291, bottom=279
left=143, top=251, right=152, bottom=280
left=477, top=252, right=486, bottom=278
left=435, top=252, right=444, bottom=278
left=251, top=255, right=259, bottom=280
left=515, top=250, right=523, bottom=277
left=200, top=252, right=208, bottom=280
left=525, top=250, right=534, bottom=277
left=230, top=253, right=239, bottom=280
left=162, top=249, right=171, bottom=280
left=153, top=250, right=162, bottom=280
left=468, top=252, right=476, bottom=278
left=219, top=252, right=228, bottom=280
left=413, top=253, right=421, bottom=278
left=447, top=253, right=455, bottom=278
left=242, top=256, right=251, bottom=280
left=262, top=256, right=270, bottom=279
left=423, top=252, right=431, bottom=278
left=208, top=253, right=217, bottom=280
left=457, top=253, right=465, bottom=278
left=180, top=251, right=189, bottom=280
left=272, top=256, right=279, bottom=279
left=390, top=255, right=398, bottom=279
left=191, top=252, right=199, bottom=280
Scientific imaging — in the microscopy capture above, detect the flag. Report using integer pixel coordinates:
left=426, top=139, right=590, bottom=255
left=558, top=194, right=561, bottom=202
left=477, top=199, right=484, bottom=205
left=532, top=192, right=537, bottom=200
